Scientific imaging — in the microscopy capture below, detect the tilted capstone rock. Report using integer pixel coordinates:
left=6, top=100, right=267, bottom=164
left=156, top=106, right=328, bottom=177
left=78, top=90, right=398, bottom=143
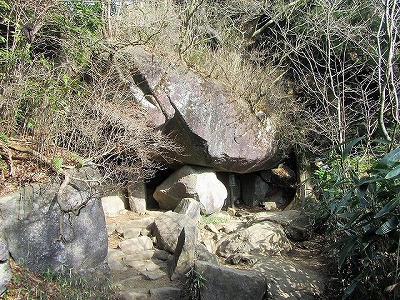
left=115, top=46, right=283, bottom=173
left=153, top=165, right=227, bottom=215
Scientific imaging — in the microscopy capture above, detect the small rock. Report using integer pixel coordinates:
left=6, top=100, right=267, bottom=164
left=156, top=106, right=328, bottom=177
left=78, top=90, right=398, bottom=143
left=201, top=238, right=216, bottom=254
left=141, top=228, right=151, bottom=237
left=226, top=207, right=236, bottom=216
left=141, top=217, right=156, bottom=228
left=141, top=270, right=166, bottom=280
left=225, top=254, right=257, bottom=266
left=153, top=249, right=171, bottom=261
left=205, top=224, right=219, bottom=234
left=123, top=259, right=165, bottom=272
left=108, top=248, right=125, bottom=260
left=128, top=182, right=147, bottom=215
left=119, top=236, right=153, bottom=255
left=108, top=257, right=127, bottom=271
left=120, top=219, right=151, bottom=232
left=129, top=197, right=146, bottom=215
left=115, top=226, right=125, bottom=235
left=107, top=223, right=118, bottom=235
left=262, top=201, right=278, bottom=211
left=174, top=198, right=202, bottom=222
left=149, top=287, right=182, bottom=300
left=221, top=222, right=242, bottom=234
left=101, top=196, right=126, bottom=217
left=125, top=250, right=155, bottom=261
left=123, top=228, right=141, bottom=239
left=107, top=248, right=126, bottom=271
left=196, top=244, right=219, bottom=265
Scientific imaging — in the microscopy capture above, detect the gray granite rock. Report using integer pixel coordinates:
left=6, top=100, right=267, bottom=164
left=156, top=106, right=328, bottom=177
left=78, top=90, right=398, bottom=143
left=153, top=211, right=196, bottom=253
left=194, top=261, right=267, bottom=300
left=0, top=167, right=108, bottom=276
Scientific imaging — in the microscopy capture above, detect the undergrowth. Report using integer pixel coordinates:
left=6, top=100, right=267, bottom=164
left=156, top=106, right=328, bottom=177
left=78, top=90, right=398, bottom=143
left=2, top=261, right=116, bottom=300
left=311, top=139, right=400, bottom=299
left=182, top=266, right=206, bottom=300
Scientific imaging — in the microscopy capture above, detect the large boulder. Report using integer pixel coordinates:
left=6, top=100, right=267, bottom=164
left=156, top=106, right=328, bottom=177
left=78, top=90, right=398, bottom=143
left=0, top=226, right=10, bottom=295
left=217, top=221, right=292, bottom=257
left=169, top=226, right=197, bottom=280
left=0, top=167, right=108, bottom=276
left=248, top=210, right=311, bottom=242
left=115, top=46, right=282, bottom=173
left=154, top=166, right=227, bottom=215
left=194, top=261, right=267, bottom=300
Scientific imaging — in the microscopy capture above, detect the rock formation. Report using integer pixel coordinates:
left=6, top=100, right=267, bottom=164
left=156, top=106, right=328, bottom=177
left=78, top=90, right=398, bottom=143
left=0, top=167, right=108, bottom=276
left=115, top=46, right=282, bottom=173
left=153, top=165, right=227, bottom=215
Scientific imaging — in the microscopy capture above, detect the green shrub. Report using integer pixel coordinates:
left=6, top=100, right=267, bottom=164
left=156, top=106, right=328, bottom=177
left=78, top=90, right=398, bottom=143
left=313, top=139, right=400, bottom=299
left=183, top=266, right=206, bottom=300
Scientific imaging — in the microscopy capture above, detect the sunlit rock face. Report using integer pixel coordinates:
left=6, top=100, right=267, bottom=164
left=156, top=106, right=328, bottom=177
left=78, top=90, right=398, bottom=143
left=153, top=165, right=227, bottom=215
left=118, top=46, right=282, bottom=173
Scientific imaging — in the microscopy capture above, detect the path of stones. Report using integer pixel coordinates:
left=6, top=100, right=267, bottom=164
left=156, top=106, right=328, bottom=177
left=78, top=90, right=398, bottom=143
left=106, top=209, right=327, bottom=300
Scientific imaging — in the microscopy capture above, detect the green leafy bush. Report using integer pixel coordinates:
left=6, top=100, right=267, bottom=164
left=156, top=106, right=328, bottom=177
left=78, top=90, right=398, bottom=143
left=183, top=267, right=207, bottom=300
left=314, top=140, right=400, bottom=299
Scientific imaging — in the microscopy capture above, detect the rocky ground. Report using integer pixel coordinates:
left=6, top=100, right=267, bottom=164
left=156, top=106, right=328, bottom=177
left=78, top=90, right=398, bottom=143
left=106, top=210, right=183, bottom=300
left=105, top=206, right=330, bottom=300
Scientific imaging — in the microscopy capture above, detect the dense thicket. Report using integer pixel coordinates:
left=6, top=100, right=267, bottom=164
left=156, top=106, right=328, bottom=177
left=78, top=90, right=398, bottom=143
left=247, top=1, right=399, bottom=298
left=0, top=0, right=179, bottom=183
